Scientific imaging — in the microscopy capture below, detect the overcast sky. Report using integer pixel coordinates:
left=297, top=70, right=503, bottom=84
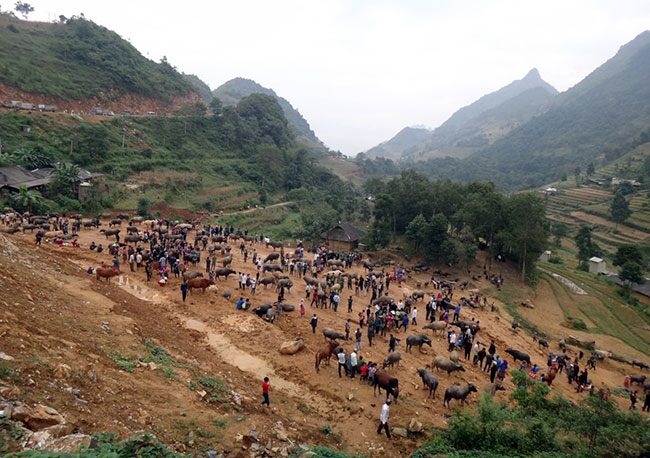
left=27, top=0, right=650, bottom=155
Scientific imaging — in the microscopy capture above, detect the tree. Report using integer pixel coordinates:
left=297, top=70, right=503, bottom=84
left=405, top=214, right=428, bottom=252
left=209, top=98, right=223, bottom=116
left=12, top=185, right=41, bottom=212
left=550, top=222, right=569, bottom=247
left=610, top=191, right=631, bottom=227
left=461, top=243, right=477, bottom=270
left=575, top=225, right=601, bottom=269
left=51, top=162, right=81, bottom=198
left=137, top=198, right=151, bottom=217
left=613, top=244, right=644, bottom=268
left=619, top=261, right=643, bottom=285
left=14, top=1, right=33, bottom=18
left=586, top=162, right=595, bottom=176
left=499, top=193, right=547, bottom=282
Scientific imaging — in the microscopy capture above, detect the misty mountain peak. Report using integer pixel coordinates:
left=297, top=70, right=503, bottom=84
left=523, top=68, right=541, bottom=81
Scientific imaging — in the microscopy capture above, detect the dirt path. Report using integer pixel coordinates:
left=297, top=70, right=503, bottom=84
left=219, top=201, right=294, bottom=217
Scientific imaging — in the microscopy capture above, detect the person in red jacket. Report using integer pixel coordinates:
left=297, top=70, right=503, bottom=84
left=261, top=377, right=270, bottom=406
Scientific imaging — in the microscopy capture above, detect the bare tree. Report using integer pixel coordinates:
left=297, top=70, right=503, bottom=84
left=14, top=1, right=34, bottom=19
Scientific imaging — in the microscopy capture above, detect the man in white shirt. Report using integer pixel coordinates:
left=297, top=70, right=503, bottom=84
left=349, top=351, right=357, bottom=378
left=377, top=399, right=392, bottom=438
left=337, top=350, right=347, bottom=378
left=411, top=307, right=418, bottom=325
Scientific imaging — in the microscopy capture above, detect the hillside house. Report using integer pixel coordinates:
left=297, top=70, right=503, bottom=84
left=589, top=257, right=607, bottom=275
left=539, top=250, right=551, bottom=262
left=322, top=222, right=364, bottom=252
left=0, top=166, right=53, bottom=192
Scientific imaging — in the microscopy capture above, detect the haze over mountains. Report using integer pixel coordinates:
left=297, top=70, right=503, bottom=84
left=366, top=68, right=558, bottom=160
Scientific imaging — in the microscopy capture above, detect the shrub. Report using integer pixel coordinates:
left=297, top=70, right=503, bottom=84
left=572, top=318, right=588, bottom=330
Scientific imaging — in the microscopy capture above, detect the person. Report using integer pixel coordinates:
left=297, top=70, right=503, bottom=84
left=236, top=297, right=245, bottom=310
left=310, top=314, right=318, bottom=333
left=348, top=295, right=353, bottom=313
left=377, top=399, right=391, bottom=438
left=261, top=377, right=270, bottom=406
left=389, top=334, right=399, bottom=353
left=453, top=303, right=461, bottom=321
left=180, top=281, right=189, bottom=303
left=411, top=306, right=417, bottom=325
left=349, top=350, right=358, bottom=378
left=643, top=387, right=650, bottom=412
left=630, top=390, right=638, bottom=410
left=401, top=313, right=409, bottom=332
left=490, top=357, right=499, bottom=383
left=345, top=319, right=351, bottom=340
left=337, top=350, right=347, bottom=378
left=355, top=328, right=362, bottom=351
left=300, top=299, right=305, bottom=318
left=367, top=324, right=375, bottom=347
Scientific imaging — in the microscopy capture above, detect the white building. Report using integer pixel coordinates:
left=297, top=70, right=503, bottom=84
left=589, top=257, right=607, bottom=275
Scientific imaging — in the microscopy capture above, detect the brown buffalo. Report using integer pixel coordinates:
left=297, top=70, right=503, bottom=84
left=96, top=267, right=120, bottom=282
left=187, top=278, right=215, bottom=293
left=315, top=340, right=341, bottom=372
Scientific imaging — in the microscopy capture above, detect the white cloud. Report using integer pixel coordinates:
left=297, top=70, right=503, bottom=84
left=27, top=0, right=650, bottom=154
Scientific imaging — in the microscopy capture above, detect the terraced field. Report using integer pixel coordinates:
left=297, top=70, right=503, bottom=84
left=545, top=185, right=650, bottom=254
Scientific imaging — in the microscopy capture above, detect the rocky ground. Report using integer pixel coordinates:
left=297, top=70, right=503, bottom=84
left=0, top=225, right=648, bottom=457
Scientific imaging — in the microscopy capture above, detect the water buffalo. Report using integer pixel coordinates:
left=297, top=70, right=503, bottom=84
left=303, top=276, right=319, bottom=286
left=373, top=370, right=399, bottom=402
left=99, top=229, right=120, bottom=239
left=222, top=289, right=232, bottom=301
left=259, top=277, right=276, bottom=288
left=323, top=328, right=346, bottom=341
left=253, top=304, right=273, bottom=316
left=266, top=241, right=283, bottom=250
left=126, top=225, right=139, bottom=234
left=630, top=375, right=647, bottom=385
left=373, top=296, right=394, bottom=307
left=214, top=268, right=236, bottom=280
left=443, top=384, right=477, bottom=407
left=0, top=226, right=20, bottom=234
left=187, top=278, right=215, bottom=293
left=432, top=356, right=465, bottom=375
left=449, top=350, right=460, bottom=363
left=96, top=267, right=120, bottom=282
left=315, top=340, right=340, bottom=372
left=276, top=279, right=293, bottom=291
left=406, top=334, right=432, bottom=353
left=411, top=290, right=425, bottom=301
left=130, top=216, right=144, bottom=224
left=382, top=352, right=401, bottom=369
left=538, top=338, right=550, bottom=349
left=222, top=255, right=233, bottom=267
left=423, top=321, right=447, bottom=336
left=632, top=360, right=649, bottom=370
left=483, top=382, right=506, bottom=396
left=109, top=219, right=122, bottom=227
left=124, top=235, right=142, bottom=243
left=417, top=368, right=439, bottom=399
left=263, top=264, right=283, bottom=273
left=183, top=271, right=204, bottom=281
left=264, top=253, right=280, bottom=263
left=505, top=348, right=531, bottom=365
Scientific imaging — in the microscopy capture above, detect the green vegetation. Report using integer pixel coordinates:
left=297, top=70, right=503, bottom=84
left=412, top=371, right=650, bottom=458
left=368, top=175, right=547, bottom=283
left=190, top=375, right=230, bottom=404
left=0, top=94, right=365, bottom=233
left=0, top=15, right=191, bottom=100
left=110, top=353, right=137, bottom=373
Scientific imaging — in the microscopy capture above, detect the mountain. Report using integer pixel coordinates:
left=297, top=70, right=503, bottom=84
left=466, top=30, right=650, bottom=188
left=182, top=74, right=213, bottom=103
left=367, top=68, right=557, bottom=160
left=365, top=126, right=431, bottom=160
left=0, top=14, right=195, bottom=108
left=213, top=78, right=326, bottom=152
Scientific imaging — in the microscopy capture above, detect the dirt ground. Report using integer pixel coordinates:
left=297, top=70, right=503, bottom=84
left=0, top=224, right=648, bottom=456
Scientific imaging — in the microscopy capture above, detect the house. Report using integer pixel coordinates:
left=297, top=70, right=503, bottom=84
left=589, top=257, right=607, bottom=275
left=539, top=250, right=551, bottom=262
left=0, top=166, right=53, bottom=192
left=321, top=222, right=364, bottom=251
